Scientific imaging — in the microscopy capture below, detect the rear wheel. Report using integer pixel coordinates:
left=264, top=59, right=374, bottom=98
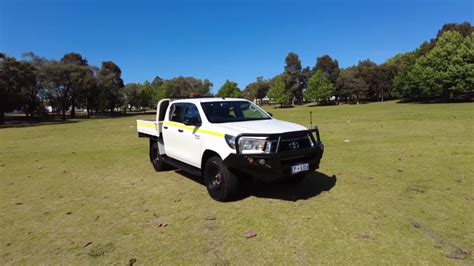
left=149, top=139, right=170, bottom=171
left=204, top=156, right=239, bottom=202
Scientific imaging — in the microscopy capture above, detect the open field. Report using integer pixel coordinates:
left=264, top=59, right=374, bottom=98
left=1, top=101, right=473, bottom=264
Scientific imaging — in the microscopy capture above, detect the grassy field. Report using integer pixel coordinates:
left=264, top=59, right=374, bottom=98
left=1, top=101, right=473, bottom=264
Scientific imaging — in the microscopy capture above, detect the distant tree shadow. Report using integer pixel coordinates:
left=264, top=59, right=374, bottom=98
left=174, top=170, right=336, bottom=202
left=1, top=111, right=156, bottom=129
left=397, top=96, right=472, bottom=104
left=0, top=119, right=79, bottom=129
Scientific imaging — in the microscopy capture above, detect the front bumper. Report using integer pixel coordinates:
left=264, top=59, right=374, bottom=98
left=223, top=129, right=324, bottom=182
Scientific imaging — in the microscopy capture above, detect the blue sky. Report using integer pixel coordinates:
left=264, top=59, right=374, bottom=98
left=1, top=0, right=472, bottom=92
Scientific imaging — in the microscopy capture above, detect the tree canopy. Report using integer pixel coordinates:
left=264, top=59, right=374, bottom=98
left=305, top=70, right=335, bottom=104
left=243, top=77, right=270, bottom=102
left=217, top=80, right=240, bottom=98
left=268, top=75, right=292, bottom=107
left=404, top=31, right=473, bottom=99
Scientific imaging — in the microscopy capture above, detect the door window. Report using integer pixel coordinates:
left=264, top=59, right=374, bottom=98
left=183, top=103, right=201, bottom=124
left=169, top=103, right=201, bottom=124
left=169, top=103, right=185, bottom=123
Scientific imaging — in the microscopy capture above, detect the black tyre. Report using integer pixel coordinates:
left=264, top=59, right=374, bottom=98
left=204, top=156, right=239, bottom=202
left=149, top=139, right=170, bottom=171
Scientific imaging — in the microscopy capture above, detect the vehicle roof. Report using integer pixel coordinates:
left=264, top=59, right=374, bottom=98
left=171, top=97, right=250, bottom=104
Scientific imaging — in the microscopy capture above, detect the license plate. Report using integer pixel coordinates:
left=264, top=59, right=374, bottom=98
left=291, top=163, right=309, bottom=174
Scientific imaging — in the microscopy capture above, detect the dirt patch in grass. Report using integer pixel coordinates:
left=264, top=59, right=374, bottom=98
left=203, top=214, right=229, bottom=265
left=87, top=243, right=115, bottom=258
left=406, top=186, right=427, bottom=193
left=411, top=221, right=472, bottom=261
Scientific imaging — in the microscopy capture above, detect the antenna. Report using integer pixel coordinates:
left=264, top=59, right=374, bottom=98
left=309, top=111, right=313, bottom=129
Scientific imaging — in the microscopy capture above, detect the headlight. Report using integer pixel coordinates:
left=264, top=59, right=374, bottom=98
left=239, top=137, right=266, bottom=154
left=225, top=135, right=275, bottom=154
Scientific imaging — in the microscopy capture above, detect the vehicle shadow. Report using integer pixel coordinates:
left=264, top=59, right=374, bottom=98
left=175, top=170, right=205, bottom=185
left=175, top=170, right=337, bottom=202
left=242, top=171, right=337, bottom=201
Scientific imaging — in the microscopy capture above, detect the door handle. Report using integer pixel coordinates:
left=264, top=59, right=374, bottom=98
left=163, top=126, right=168, bottom=129
left=178, top=129, right=184, bottom=133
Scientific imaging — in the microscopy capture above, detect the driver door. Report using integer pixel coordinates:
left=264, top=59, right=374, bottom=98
left=163, top=103, right=203, bottom=167
left=180, top=103, right=203, bottom=167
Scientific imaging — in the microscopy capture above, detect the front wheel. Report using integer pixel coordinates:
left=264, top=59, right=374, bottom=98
left=204, top=156, right=239, bottom=202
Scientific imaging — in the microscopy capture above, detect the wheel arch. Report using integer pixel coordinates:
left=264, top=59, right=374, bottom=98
left=201, top=149, right=221, bottom=173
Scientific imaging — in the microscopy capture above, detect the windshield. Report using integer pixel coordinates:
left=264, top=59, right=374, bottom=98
left=201, top=101, right=271, bottom=123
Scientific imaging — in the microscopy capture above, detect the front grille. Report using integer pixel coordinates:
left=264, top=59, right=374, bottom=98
left=277, top=132, right=313, bottom=152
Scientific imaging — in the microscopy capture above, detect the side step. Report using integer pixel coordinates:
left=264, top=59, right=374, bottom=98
left=162, top=156, right=202, bottom=177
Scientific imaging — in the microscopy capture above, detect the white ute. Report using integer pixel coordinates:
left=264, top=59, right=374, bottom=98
left=137, top=98, right=324, bottom=201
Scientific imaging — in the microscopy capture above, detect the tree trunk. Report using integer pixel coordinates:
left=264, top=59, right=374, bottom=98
left=28, top=105, right=34, bottom=119
left=61, top=108, right=66, bottom=121
left=70, top=98, right=76, bottom=118
left=0, top=111, right=4, bottom=124
left=86, top=106, right=90, bottom=119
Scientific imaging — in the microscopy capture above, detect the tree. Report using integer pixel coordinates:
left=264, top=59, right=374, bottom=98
left=60, top=53, right=88, bottom=118
left=151, top=76, right=164, bottom=88
left=284, top=52, right=303, bottom=104
left=40, top=61, right=72, bottom=120
left=60, top=52, right=88, bottom=66
left=305, top=70, right=335, bottom=104
left=0, top=54, right=37, bottom=123
left=154, top=83, right=170, bottom=103
left=435, top=22, right=473, bottom=41
left=140, top=81, right=156, bottom=110
left=122, top=83, right=142, bottom=111
left=21, top=52, right=49, bottom=118
left=268, top=75, right=292, bottom=107
left=373, top=64, right=395, bottom=102
left=76, top=66, right=98, bottom=118
left=313, top=55, right=340, bottom=85
left=356, top=59, right=378, bottom=101
left=243, top=77, right=270, bottom=103
left=97, top=61, right=124, bottom=113
left=163, top=76, right=212, bottom=98
left=336, top=67, right=368, bottom=104
left=217, top=80, right=240, bottom=98
left=386, top=52, right=418, bottom=98
left=300, top=66, right=312, bottom=97
left=405, top=31, right=473, bottom=100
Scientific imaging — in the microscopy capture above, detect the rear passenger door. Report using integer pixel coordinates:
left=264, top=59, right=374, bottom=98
left=163, top=103, right=185, bottom=160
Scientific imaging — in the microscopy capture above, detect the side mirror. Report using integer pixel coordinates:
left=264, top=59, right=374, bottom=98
left=183, top=117, right=201, bottom=126
left=268, top=112, right=273, bottom=117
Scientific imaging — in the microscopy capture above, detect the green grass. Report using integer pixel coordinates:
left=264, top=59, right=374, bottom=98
left=1, top=101, right=473, bottom=264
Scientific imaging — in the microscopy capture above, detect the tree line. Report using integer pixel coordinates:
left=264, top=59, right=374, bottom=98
left=259, top=22, right=473, bottom=106
left=1, top=22, right=472, bottom=123
left=0, top=52, right=213, bottom=123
